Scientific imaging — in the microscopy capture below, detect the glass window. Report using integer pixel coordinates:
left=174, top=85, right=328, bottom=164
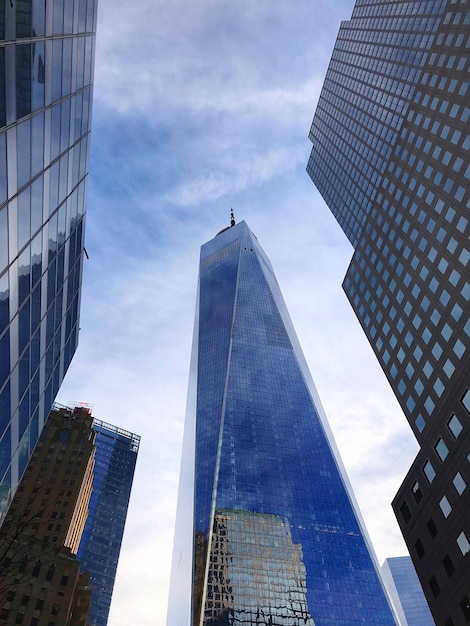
left=457, top=531, right=470, bottom=556
left=423, top=460, right=436, bottom=484
left=427, top=517, right=437, bottom=538
left=447, top=414, right=463, bottom=439
left=439, top=495, right=452, bottom=518
left=16, top=44, right=32, bottom=119
left=462, top=389, right=470, bottom=413
left=453, top=473, right=466, bottom=496
left=415, top=415, right=425, bottom=433
left=453, top=339, right=465, bottom=358
left=435, top=438, right=449, bottom=462
left=415, top=538, right=425, bottom=559
left=400, top=500, right=411, bottom=523
left=411, top=481, right=423, bottom=503
left=443, top=359, right=455, bottom=378
left=429, top=575, right=440, bottom=598
left=433, top=378, right=445, bottom=397
left=442, top=554, right=455, bottom=579
left=424, top=396, right=435, bottom=415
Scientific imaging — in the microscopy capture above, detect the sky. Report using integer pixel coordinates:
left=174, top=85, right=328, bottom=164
left=56, top=1, right=420, bottom=624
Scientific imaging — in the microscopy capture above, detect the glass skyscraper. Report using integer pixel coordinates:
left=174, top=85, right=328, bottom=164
left=168, top=220, right=396, bottom=626
left=307, top=1, right=469, bottom=624
left=381, top=557, right=434, bottom=626
left=77, top=418, right=140, bottom=626
left=0, top=0, right=97, bottom=513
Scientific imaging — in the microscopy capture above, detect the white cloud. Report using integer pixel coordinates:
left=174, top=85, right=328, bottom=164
left=164, top=144, right=306, bottom=207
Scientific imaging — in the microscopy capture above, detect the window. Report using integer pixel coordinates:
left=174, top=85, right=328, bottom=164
left=32, top=559, right=42, bottom=577
left=453, top=472, right=466, bottom=495
left=439, top=495, right=452, bottom=518
left=400, top=501, right=411, bottom=523
left=415, top=538, right=425, bottom=559
left=51, top=605, right=59, bottom=616
left=46, top=564, right=55, bottom=581
left=447, top=414, right=463, bottom=438
left=443, top=555, right=455, bottom=578
left=457, top=531, right=470, bottom=556
left=435, top=438, right=449, bottom=461
left=429, top=575, right=440, bottom=598
left=423, top=460, right=436, bottom=483
left=461, top=389, right=470, bottom=413
left=415, top=415, right=426, bottom=432
left=427, top=517, right=438, bottom=538
left=411, top=481, right=423, bottom=503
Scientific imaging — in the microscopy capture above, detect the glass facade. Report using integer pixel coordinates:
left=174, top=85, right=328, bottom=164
left=169, top=221, right=396, bottom=626
left=381, top=557, right=434, bottom=626
left=77, top=418, right=140, bottom=626
left=307, top=2, right=469, bottom=624
left=0, top=0, right=97, bottom=514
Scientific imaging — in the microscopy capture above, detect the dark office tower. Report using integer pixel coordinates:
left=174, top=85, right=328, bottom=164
left=168, top=220, right=396, bottom=626
left=306, top=1, right=469, bottom=623
left=0, top=0, right=98, bottom=514
left=381, top=557, right=434, bottom=626
left=77, top=418, right=140, bottom=626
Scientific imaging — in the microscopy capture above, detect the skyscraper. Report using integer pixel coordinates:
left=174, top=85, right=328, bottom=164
left=0, top=404, right=95, bottom=624
left=307, top=1, right=469, bottom=623
left=0, top=0, right=98, bottom=513
left=168, top=220, right=396, bottom=626
left=381, top=556, right=434, bottom=626
left=77, top=418, right=140, bottom=626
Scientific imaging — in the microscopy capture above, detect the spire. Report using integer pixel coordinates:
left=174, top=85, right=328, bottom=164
left=215, top=209, right=236, bottom=237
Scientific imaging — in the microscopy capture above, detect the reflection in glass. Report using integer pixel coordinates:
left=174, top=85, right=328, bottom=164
left=0, top=208, right=8, bottom=272
left=16, top=0, right=32, bottom=37
left=203, top=510, right=315, bottom=626
left=17, top=119, right=31, bottom=189
left=31, top=111, right=44, bottom=176
left=0, top=49, right=6, bottom=127
left=31, top=40, right=45, bottom=111
left=17, top=188, right=31, bottom=251
left=16, top=44, right=32, bottom=119
left=0, top=270, right=9, bottom=334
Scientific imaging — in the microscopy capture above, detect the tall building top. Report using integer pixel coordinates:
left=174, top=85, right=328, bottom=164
left=168, top=220, right=396, bottom=625
left=215, top=208, right=237, bottom=237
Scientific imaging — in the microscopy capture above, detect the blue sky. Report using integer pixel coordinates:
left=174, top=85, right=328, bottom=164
left=57, top=1, right=419, bottom=624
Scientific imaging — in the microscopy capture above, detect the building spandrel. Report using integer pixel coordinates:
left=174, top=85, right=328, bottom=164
left=168, top=220, right=397, bottom=626
left=0, top=0, right=98, bottom=513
